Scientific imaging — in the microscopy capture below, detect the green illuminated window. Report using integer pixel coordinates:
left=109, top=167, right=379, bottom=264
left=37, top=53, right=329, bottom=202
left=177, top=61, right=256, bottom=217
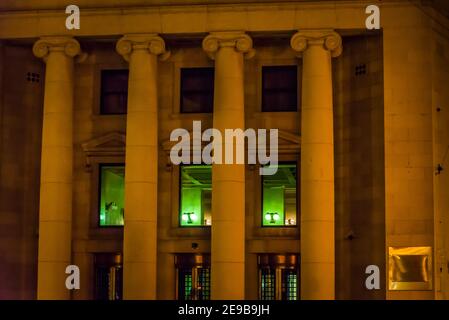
left=180, top=165, right=211, bottom=227
left=262, top=163, right=297, bottom=226
left=99, top=165, right=125, bottom=226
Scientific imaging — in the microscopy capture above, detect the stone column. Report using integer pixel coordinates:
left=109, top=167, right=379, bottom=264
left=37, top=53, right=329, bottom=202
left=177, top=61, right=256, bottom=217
left=116, top=34, right=168, bottom=300
left=202, top=32, right=254, bottom=300
left=33, top=37, right=83, bottom=299
left=290, top=30, right=342, bottom=300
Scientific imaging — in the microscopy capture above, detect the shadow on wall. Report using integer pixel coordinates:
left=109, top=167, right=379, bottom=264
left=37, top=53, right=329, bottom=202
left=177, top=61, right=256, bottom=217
left=333, top=31, right=386, bottom=300
left=0, top=44, right=44, bottom=299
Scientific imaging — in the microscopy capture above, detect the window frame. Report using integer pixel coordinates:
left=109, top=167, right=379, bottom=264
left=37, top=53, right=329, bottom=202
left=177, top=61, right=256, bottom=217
left=97, top=163, right=125, bottom=228
left=260, top=162, right=298, bottom=228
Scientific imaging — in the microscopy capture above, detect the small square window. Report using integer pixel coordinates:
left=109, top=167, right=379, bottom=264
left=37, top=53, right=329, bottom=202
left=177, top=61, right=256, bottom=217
left=180, top=165, right=212, bottom=226
left=99, top=165, right=125, bottom=227
left=180, top=68, right=214, bottom=113
left=262, top=66, right=298, bottom=112
left=100, top=70, right=129, bottom=114
left=262, top=163, right=297, bottom=227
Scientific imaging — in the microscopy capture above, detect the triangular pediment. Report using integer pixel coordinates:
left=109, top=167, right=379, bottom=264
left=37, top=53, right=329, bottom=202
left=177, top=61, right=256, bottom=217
left=81, top=132, right=126, bottom=169
left=82, top=132, right=126, bottom=154
left=277, top=130, right=301, bottom=154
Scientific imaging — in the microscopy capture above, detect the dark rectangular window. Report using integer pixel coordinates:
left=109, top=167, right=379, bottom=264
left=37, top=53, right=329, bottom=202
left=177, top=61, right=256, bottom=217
left=262, top=163, right=297, bottom=227
left=100, top=69, right=129, bottom=114
left=99, top=165, right=125, bottom=227
left=262, top=65, right=297, bottom=112
left=180, top=67, right=214, bottom=113
left=180, top=165, right=212, bottom=227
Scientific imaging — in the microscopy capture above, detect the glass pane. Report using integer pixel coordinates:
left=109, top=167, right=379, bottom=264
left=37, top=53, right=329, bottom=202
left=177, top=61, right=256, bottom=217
left=101, top=70, right=129, bottom=114
left=101, top=70, right=129, bottom=92
left=181, top=68, right=214, bottom=91
left=95, top=267, right=110, bottom=300
left=99, top=165, right=125, bottom=226
left=263, top=66, right=297, bottom=90
left=94, top=254, right=123, bottom=300
left=282, top=269, right=298, bottom=300
left=260, top=268, right=276, bottom=300
left=180, top=165, right=212, bottom=226
left=262, top=91, right=297, bottom=112
left=180, top=68, right=214, bottom=113
left=197, top=267, right=210, bottom=300
left=181, top=93, right=213, bottom=113
left=262, top=66, right=297, bottom=112
left=178, top=268, right=193, bottom=300
left=263, top=187, right=285, bottom=226
left=262, top=164, right=297, bottom=226
left=101, top=93, right=128, bottom=114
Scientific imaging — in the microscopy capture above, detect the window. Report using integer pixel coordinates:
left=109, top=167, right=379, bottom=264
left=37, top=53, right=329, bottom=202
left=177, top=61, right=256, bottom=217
left=180, top=67, right=214, bottom=113
left=99, top=165, right=125, bottom=226
left=281, top=269, right=298, bottom=300
left=180, top=165, right=212, bottom=227
left=100, top=69, right=129, bottom=114
left=176, top=254, right=210, bottom=300
left=260, top=268, right=276, bottom=300
left=94, top=253, right=123, bottom=300
left=262, top=163, right=297, bottom=226
left=258, top=254, right=299, bottom=300
left=262, top=65, right=297, bottom=112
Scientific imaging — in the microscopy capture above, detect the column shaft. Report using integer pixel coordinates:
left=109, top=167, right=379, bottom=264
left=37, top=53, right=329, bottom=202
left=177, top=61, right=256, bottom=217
left=116, top=35, right=167, bottom=300
left=203, top=32, right=254, bottom=300
left=33, top=37, right=82, bottom=300
left=291, top=30, right=342, bottom=300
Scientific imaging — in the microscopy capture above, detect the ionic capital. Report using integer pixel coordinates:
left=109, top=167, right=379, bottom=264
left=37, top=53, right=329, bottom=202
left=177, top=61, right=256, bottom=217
left=202, top=31, right=255, bottom=60
left=116, top=34, right=170, bottom=62
left=290, top=30, right=342, bottom=58
left=33, top=36, right=85, bottom=62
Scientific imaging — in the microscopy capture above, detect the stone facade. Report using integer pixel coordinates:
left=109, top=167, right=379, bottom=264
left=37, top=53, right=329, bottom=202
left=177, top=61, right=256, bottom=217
left=0, top=0, right=448, bottom=300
